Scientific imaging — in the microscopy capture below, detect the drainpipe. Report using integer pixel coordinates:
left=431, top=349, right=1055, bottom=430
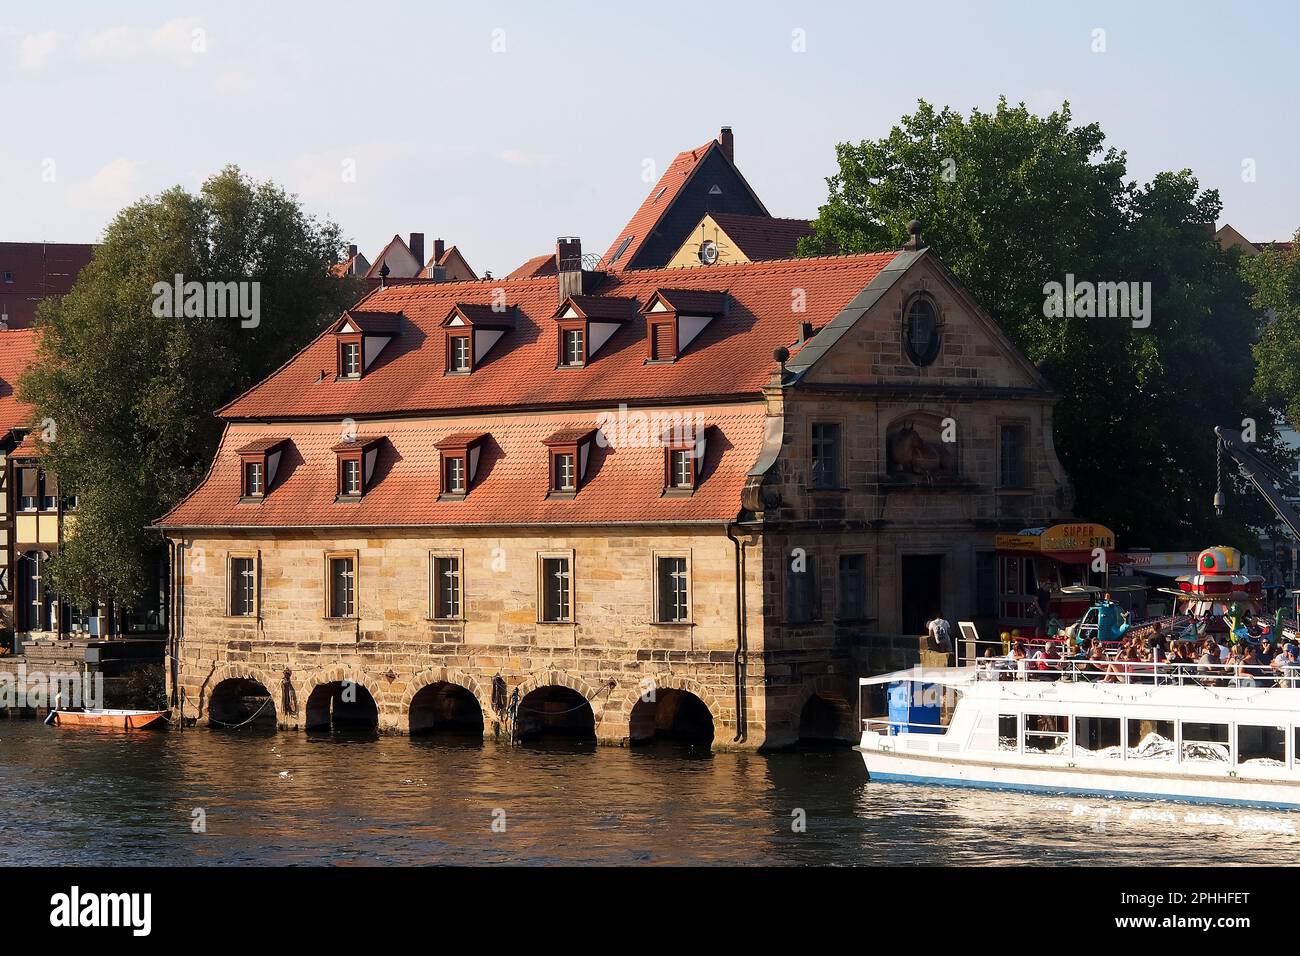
left=726, top=523, right=750, bottom=744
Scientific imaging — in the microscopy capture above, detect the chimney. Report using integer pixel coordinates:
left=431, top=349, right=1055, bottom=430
left=409, top=232, right=425, bottom=265
left=433, top=238, right=446, bottom=264
left=718, top=127, right=734, bottom=163
left=347, top=244, right=358, bottom=259
left=556, top=237, right=599, bottom=303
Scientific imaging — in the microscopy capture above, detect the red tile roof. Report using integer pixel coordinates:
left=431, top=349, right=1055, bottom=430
left=235, top=437, right=290, bottom=455
left=159, top=409, right=765, bottom=529
left=337, top=310, right=403, bottom=335
left=649, top=288, right=729, bottom=315
left=219, top=252, right=898, bottom=421
left=10, top=430, right=47, bottom=458
left=0, top=242, right=95, bottom=328
left=331, top=436, right=384, bottom=454
left=709, top=213, right=813, bottom=261
left=559, top=295, right=639, bottom=321
left=506, top=253, right=557, bottom=281
left=600, top=140, right=718, bottom=270
left=0, top=328, right=39, bottom=436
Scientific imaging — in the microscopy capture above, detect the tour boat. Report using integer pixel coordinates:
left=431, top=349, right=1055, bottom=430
left=856, top=663, right=1300, bottom=809
left=51, top=708, right=169, bottom=730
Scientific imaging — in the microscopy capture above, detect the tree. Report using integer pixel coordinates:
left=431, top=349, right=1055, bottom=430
left=801, top=99, right=1276, bottom=549
left=20, top=166, right=362, bottom=608
left=1245, top=234, right=1300, bottom=428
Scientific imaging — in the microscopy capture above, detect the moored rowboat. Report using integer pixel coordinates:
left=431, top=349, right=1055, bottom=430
left=52, top=709, right=168, bottom=730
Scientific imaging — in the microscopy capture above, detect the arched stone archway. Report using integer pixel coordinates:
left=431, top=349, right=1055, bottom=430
left=200, top=663, right=286, bottom=727
left=794, top=676, right=855, bottom=745
left=302, top=665, right=383, bottom=733
left=610, top=674, right=723, bottom=747
left=513, top=671, right=608, bottom=742
left=408, top=682, right=484, bottom=736
left=399, top=667, right=493, bottom=735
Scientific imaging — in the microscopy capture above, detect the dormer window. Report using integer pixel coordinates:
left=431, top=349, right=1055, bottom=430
left=442, top=303, right=517, bottom=375
left=332, top=310, right=402, bottom=380
left=435, top=432, right=487, bottom=499
left=236, top=438, right=289, bottom=502
left=244, top=461, right=264, bottom=497
left=553, top=296, right=637, bottom=369
left=340, top=341, right=361, bottom=378
left=662, top=426, right=708, bottom=494
left=542, top=428, right=597, bottom=497
left=332, top=436, right=383, bottom=501
left=562, top=328, right=585, bottom=367
left=449, top=335, right=471, bottom=373
left=641, top=289, right=728, bottom=362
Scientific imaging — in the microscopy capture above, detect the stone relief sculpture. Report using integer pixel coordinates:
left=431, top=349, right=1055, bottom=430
left=886, top=418, right=956, bottom=478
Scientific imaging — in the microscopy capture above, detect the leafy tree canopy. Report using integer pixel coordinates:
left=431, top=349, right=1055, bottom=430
left=801, top=98, right=1278, bottom=550
left=20, top=166, right=362, bottom=606
left=1246, top=237, right=1300, bottom=428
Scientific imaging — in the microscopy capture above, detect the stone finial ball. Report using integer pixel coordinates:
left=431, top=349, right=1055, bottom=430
left=773, top=346, right=790, bottom=364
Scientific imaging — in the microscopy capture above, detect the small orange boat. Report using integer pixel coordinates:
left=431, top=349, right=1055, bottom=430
left=52, top=708, right=168, bottom=730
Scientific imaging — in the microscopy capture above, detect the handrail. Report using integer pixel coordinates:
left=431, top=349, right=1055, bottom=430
left=969, top=655, right=1300, bottom=688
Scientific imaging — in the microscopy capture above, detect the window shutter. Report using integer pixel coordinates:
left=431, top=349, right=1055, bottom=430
left=20, top=468, right=37, bottom=496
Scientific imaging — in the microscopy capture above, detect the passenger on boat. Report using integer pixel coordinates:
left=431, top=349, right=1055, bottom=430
left=1273, top=643, right=1300, bottom=687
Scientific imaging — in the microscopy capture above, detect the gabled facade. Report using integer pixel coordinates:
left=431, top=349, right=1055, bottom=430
left=665, top=212, right=813, bottom=269
left=160, top=218, right=1074, bottom=748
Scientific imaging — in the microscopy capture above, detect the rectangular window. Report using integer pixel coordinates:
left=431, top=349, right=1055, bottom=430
left=328, top=556, right=355, bottom=618
left=656, top=556, right=689, bottom=623
left=554, top=452, right=576, bottom=491
left=1127, top=718, right=1175, bottom=761
left=341, top=342, right=361, bottom=377
left=998, top=714, right=1019, bottom=752
left=450, top=335, right=471, bottom=372
left=19, top=467, right=38, bottom=511
left=1238, top=725, right=1286, bottom=766
left=810, top=423, right=841, bottom=489
left=432, top=555, right=461, bottom=619
left=444, top=456, right=466, bottom=494
left=1025, top=714, right=1069, bottom=754
left=669, top=448, right=693, bottom=489
left=786, top=556, right=817, bottom=624
left=341, top=459, right=361, bottom=497
left=1073, top=716, right=1121, bottom=758
left=562, top=328, right=585, bottom=366
left=229, top=556, right=256, bottom=616
left=244, top=461, right=264, bottom=497
left=541, top=556, right=572, bottom=622
left=999, top=424, right=1027, bottom=488
left=40, top=471, right=58, bottom=511
left=1181, top=721, right=1230, bottom=764
left=837, top=554, right=867, bottom=620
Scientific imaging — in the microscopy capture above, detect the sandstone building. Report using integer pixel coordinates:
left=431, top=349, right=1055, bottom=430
left=159, top=133, right=1074, bottom=748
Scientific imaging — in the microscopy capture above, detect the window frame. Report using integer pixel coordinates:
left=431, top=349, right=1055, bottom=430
left=553, top=451, right=577, bottom=492
left=447, top=333, right=472, bottom=374
left=902, top=293, right=942, bottom=366
left=559, top=323, right=586, bottom=368
left=242, top=459, right=265, bottom=498
left=836, top=552, right=868, bottom=622
left=338, top=336, right=363, bottom=379
left=429, top=549, right=464, bottom=621
left=997, top=420, right=1030, bottom=490
left=226, top=551, right=259, bottom=618
left=809, top=421, right=843, bottom=490
left=324, top=550, right=359, bottom=620
left=653, top=551, right=692, bottom=624
left=537, top=550, right=575, bottom=624
left=337, top=454, right=363, bottom=498
left=785, top=552, right=819, bottom=625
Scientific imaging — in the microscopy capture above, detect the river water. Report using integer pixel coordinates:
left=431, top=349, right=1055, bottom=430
left=1, top=719, right=1297, bottom=866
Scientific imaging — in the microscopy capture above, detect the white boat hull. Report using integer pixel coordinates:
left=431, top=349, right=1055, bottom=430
left=858, top=742, right=1300, bottom=809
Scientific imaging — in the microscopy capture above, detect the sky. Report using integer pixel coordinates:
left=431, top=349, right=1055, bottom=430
left=2, top=0, right=1297, bottom=278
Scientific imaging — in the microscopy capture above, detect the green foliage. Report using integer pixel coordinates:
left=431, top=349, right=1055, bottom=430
left=1246, top=237, right=1300, bottom=428
left=802, top=98, right=1277, bottom=549
left=19, top=166, right=361, bottom=606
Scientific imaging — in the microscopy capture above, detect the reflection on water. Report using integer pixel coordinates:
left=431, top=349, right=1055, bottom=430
left=0, top=719, right=1296, bottom=865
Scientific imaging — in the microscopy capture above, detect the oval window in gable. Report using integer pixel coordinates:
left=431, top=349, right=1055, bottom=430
left=903, top=296, right=941, bottom=366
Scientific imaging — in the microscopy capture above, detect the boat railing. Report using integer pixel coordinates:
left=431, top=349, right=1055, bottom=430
left=861, top=717, right=949, bottom=735
left=973, top=656, right=1300, bottom=688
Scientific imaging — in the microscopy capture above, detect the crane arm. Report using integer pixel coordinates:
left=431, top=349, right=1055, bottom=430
left=1214, top=426, right=1300, bottom=541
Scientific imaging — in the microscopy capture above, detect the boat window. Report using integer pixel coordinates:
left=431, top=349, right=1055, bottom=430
left=1181, top=721, right=1230, bottom=764
left=1024, top=714, right=1068, bottom=754
left=1238, top=725, right=1286, bottom=766
left=1127, top=718, right=1175, bottom=761
left=998, top=714, right=1018, bottom=751
left=1074, top=716, right=1121, bottom=757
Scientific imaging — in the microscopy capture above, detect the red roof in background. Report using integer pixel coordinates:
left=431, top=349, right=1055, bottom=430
left=10, top=430, right=48, bottom=458
left=159, top=410, right=765, bottom=529
left=506, top=253, right=557, bottom=281
left=649, top=288, right=729, bottom=315
left=0, top=242, right=95, bottom=329
left=337, top=310, right=403, bottom=335
left=708, top=213, right=813, bottom=261
left=600, top=140, right=718, bottom=270
left=219, top=252, right=898, bottom=422
left=0, top=328, right=39, bottom=436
